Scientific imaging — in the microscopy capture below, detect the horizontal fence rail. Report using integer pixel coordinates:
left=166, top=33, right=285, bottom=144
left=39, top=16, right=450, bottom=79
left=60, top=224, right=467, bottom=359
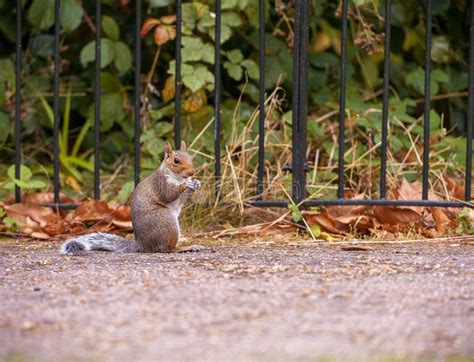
left=11, top=0, right=474, bottom=210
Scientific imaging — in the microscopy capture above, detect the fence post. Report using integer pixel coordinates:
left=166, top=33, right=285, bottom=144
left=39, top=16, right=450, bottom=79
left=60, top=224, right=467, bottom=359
left=94, top=0, right=101, bottom=200
left=15, top=0, right=22, bottom=203
left=53, top=0, right=61, bottom=205
left=466, top=0, right=474, bottom=202
left=134, top=0, right=142, bottom=186
left=291, top=0, right=309, bottom=205
left=214, top=0, right=222, bottom=199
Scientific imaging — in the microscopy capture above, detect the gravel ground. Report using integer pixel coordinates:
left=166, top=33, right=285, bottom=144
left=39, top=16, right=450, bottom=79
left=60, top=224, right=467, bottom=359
left=0, top=237, right=473, bottom=361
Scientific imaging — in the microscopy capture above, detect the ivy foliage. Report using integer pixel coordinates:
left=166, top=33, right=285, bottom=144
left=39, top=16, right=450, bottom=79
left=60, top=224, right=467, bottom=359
left=0, top=0, right=471, bottom=189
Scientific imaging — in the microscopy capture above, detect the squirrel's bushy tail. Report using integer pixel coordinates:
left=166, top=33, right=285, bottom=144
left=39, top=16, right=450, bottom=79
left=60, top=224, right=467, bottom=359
left=60, top=233, right=137, bottom=255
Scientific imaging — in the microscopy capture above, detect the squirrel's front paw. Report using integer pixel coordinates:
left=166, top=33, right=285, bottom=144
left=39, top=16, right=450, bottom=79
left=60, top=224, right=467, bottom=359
left=185, top=178, right=201, bottom=191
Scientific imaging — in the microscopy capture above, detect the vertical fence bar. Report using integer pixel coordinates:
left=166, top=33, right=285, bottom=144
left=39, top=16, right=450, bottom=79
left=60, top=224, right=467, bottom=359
left=291, top=0, right=309, bottom=204
left=380, top=0, right=391, bottom=199
left=134, top=0, right=142, bottom=186
left=466, top=0, right=474, bottom=201
left=257, top=0, right=265, bottom=197
left=94, top=0, right=101, bottom=200
left=174, top=0, right=182, bottom=149
left=214, top=0, right=222, bottom=197
left=53, top=0, right=61, bottom=205
left=337, top=0, right=349, bottom=199
left=422, top=0, right=432, bottom=200
left=15, top=0, right=22, bottom=203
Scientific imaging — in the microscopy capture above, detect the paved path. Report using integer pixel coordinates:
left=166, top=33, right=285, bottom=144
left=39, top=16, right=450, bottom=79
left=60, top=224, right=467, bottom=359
left=0, top=238, right=473, bottom=361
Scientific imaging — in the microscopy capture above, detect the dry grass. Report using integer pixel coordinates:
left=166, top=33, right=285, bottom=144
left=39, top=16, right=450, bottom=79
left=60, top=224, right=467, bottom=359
left=174, top=85, right=470, bottom=233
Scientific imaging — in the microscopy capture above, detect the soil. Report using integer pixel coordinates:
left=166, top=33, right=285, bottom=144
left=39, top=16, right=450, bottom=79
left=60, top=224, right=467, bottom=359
left=0, top=237, right=473, bottom=361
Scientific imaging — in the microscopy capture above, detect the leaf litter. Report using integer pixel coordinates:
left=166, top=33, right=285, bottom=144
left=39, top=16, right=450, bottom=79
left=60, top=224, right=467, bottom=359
left=1, top=194, right=132, bottom=239
left=0, top=178, right=472, bottom=241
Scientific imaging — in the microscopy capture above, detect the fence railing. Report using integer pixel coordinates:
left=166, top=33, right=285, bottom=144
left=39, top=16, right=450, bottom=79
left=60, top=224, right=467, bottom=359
left=12, top=0, right=474, bottom=209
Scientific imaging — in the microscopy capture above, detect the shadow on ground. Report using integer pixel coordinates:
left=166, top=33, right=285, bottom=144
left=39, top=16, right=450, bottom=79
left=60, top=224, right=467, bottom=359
left=1, top=237, right=473, bottom=361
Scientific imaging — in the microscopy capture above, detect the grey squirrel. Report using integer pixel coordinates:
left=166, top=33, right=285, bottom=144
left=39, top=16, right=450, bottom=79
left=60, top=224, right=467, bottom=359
left=60, top=141, right=204, bottom=255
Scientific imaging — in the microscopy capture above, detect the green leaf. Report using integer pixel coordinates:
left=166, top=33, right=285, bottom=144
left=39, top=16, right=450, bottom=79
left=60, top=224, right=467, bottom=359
left=432, top=0, right=450, bottom=14
left=168, top=61, right=194, bottom=76
left=208, top=24, right=232, bottom=44
left=429, top=110, right=442, bottom=131
left=238, top=83, right=259, bottom=102
left=0, top=58, right=14, bottom=84
left=27, top=0, right=81, bottom=31
left=182, top=37, right=205, bottom=62
left=309, top=52, right=339, bottom=68
left=3, top=182, right=15, bottom=191
left=100, top=72, right=122, bottom=92
left=141, top=129, right=165, bottom=161
left=182, top=3, right=198, bottom=31
left=99, top=93, right=124, bottom=131
left=222, top=0, right=239, bottom=9
left=201, top=43, right=215, bottom=64
left=288, top=203, right=302, bottom=223
left=221, top=11, right=242, bottom=27
left=432, top=69, right=449, bottom=83
left=265, top=56, right=285, bottom=89
left=182, top=66, right=214, bottom=92
left=149, top=103, right=175, bottom=122
left=30, top=34, right=55, bottom=58
left=310, top=225, right=321, bottom=237
left=406, top=67, right=442, bottom=95
left=224, top=62, right=243, bottom=81
left=226, top=49, right=243, bottom=64
left=150, top=0, right=171, bottom=8
left=444, top=72, right=468, bottom=92
left=197, top=10, right=214, bottom=28
left=114, top=41, right=132, bottom=72
left=28, top=0, right=54, bottom=29
left=102, top=16, right=120, bottom=41
left=80, top=38, right=115, bottom=68
left=8, top=164, right=32, bottom=182
left=61, top=0, right=83, bottom=31
left=245, top=0, right=269, bottom=28
left=22, top=180, right=47, bottom=189
left=155, top=121, right=174, bottom=137
left=3, top=216, right=20, bottom=225
left=241, top=59, right=259, bottom=80
left=180, top=37, right=214, bottom=64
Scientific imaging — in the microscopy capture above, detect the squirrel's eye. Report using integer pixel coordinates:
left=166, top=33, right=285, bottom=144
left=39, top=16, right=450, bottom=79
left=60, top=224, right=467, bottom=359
left=173, top=158, right=180, bottom=165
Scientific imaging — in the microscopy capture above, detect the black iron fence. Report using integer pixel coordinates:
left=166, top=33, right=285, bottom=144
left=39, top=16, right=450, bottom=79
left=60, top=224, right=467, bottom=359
left=12, top=0, right=474, bottom=209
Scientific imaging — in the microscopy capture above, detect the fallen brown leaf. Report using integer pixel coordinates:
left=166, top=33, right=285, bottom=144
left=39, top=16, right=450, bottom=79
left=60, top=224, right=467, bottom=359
left=71, top=199, right=114, bottom=223
left=445, top=177, right=465, bottom=201
left=333, top=214, right=375, bottom=232
left=24, top=192, right=75, bottom=205
left=373, top=206, right=422, bottom=225
left=4, top=203, right=59, bottom=227
left=1, top=193, right=134, bottom=239
left=325, top=194, right=370, bottom=219
left=302, top=211, right=347, bottom=235
left=431, top=208, right=451, bottom=233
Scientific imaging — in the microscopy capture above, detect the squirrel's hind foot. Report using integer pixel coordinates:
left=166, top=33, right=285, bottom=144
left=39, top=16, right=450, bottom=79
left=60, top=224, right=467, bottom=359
left=61, top=240, right=87, bottom=255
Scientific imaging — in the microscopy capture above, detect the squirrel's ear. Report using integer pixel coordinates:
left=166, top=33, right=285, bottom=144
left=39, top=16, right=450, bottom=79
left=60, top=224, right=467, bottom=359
left=180, top=140, right=187, bottom=152
left=164, top=142, right=172, bottom=159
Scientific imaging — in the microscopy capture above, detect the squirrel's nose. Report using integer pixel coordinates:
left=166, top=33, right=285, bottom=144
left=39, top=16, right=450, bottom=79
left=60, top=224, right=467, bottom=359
left=187, top=169, right=195, bottom=177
